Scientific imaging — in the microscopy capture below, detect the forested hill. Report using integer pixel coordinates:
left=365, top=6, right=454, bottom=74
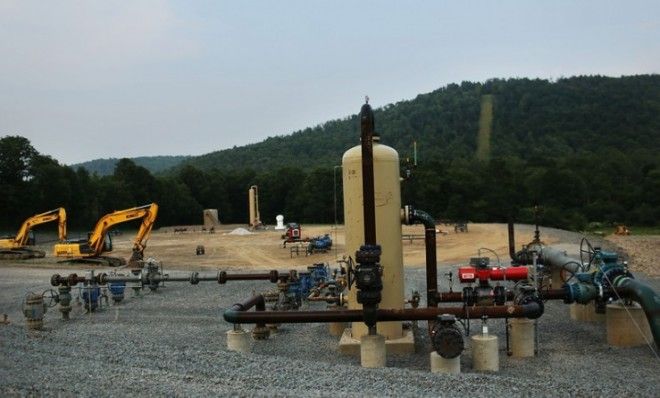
left=177, top=75, right=660, bottom=173
left=2, top=75, right=659, bottom=232
left=72, top=155, right=190, bottom=176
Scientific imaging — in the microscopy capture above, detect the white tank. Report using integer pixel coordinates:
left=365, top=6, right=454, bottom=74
left=275, top=215, right=285, bottom=230
left=342, top=138, right=404, bottom=340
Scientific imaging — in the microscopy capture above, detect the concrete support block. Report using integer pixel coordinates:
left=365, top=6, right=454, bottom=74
left=329, top=322, right=346, bottom=337
left=471, top=334, right=499, bottom=372
left=606, top=302, right=652, bottom=347
left=430, top=351, right=460, bottom=374
left=360, top=334, right=386, bottom=368
left=510, top=319, right=535, bottom=358
left=226, top=329, right=250, bottom=353
left=570, top=303, right=605, bottom=322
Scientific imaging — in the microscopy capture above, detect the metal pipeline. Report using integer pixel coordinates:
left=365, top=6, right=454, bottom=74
left=613, top=276, right=660, bottom=347
left=52, top=270, right=280, bottom=286
left=223, top=302, right=543, bottom=324
left=360, top=101, right=377, bottom=246
left=523, top=246, right=582, bottom=274
left=404, top=207, right=438, bottom=307
left=436, top=289, right=567, bottom=302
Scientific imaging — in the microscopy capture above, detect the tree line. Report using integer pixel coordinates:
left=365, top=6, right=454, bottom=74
left=1, top=135, right=658, bottom=235
left=3, top=75, right=660, bottom=233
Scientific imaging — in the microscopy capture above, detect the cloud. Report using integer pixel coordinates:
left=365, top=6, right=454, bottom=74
left=0, top=0, right=199, bottom=88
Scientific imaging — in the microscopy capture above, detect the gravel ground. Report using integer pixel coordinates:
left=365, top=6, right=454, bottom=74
left=1, top=228, right=659, bottom=397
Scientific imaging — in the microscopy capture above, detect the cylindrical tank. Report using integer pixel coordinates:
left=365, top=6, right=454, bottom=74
left=342, top=138, right=404, bottom=340
left=248, top=186, right=259, bottom=227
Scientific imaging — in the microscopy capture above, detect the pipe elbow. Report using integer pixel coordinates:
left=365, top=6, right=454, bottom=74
left=523, top=301, right=544, bottom=319
left=223, top=309, right=239, bottom=324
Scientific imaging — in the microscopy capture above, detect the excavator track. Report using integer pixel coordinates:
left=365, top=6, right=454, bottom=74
left=57, top=256, right=126, bottom=267
left=0, top=248, right=46, bottom=260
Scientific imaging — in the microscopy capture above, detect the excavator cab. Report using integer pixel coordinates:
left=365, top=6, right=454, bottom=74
left=26, top=231, right=36, bottom=246
left=104, top=233, right=113, bottom=252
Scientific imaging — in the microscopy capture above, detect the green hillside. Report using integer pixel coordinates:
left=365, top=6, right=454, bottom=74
left=2, top=75, right=659, bottom=231
left=177, top=75, right=660, bottom=172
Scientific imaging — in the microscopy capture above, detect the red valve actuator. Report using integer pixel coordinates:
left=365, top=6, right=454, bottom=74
left=458, top=266, right=528, bottom=283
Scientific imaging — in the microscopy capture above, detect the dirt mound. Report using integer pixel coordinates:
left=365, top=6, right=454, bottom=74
left=226, top=228, right=253, bottom=236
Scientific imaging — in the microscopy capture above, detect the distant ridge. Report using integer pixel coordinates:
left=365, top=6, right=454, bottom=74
left=73, top=75, right=660, bottom=175
left=72, top=155, right=191, bottom=176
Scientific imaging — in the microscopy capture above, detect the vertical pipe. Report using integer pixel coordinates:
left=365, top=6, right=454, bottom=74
left=508, top=221, right=516, bottom=262
left=425, top=226, right=437, bottom=307
left=360, top=103, right=376, bottom=245
left=405, top=208, right=437, bottom=308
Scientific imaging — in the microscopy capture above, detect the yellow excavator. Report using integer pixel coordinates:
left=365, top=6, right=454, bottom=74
left=54, top=203, right=158, bottom=267
left=0, top=208, right=67, bottom=260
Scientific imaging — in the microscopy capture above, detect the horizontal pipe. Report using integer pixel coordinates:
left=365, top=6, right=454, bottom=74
left=218, top=271, right=279, bottom=284
left=224, top=302, right=543, bottom=324
left=54, top=270, right=281, bottom=286
left=436, top=289, right=567, bottom=302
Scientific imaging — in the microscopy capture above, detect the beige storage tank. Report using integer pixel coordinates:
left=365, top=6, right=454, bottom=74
left=342, top=137, right=404, bottom=340
left=203, top=209, right=220, bottom=229
left=248, top=185, right=261, bottom=228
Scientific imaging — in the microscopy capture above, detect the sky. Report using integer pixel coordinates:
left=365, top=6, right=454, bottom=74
left=1, top=1, right=659, bottom=165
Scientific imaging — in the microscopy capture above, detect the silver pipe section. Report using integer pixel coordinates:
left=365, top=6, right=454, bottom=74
left=539, top=247, right=582, bottom=274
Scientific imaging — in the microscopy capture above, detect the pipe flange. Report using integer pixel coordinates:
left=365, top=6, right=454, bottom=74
left=50, top=274, right=61, bottom=287
left=66, top=273, right=79, bottom=287
left=269, top=270, right=279, bottom=283
left=217, top=271, right=227, bottom=284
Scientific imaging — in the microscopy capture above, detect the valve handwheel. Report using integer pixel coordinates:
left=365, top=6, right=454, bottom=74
left=41, top=289, right=60, bottom=308
left=579, top=237, right=597, bottom=272
left=559, top=260, right=584, bottom=283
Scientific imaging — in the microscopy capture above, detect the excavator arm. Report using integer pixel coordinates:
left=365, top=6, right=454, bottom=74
left=129, top=203, right=159, bottom=263
left=2, top=207, right=67, bottom=248
left=87, top=203, right=159, bottom=257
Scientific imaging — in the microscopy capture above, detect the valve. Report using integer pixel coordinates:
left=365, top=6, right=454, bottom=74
left=513, top=284, right=544, bottom=319
left=108, top=281, right=126, bottom=303
left=493, top=285, right=506, bottom=306
left=23, top=292, right=49, bottom=330
left=354, top=244, right=383, bottom=329
left=430, top=314, right=464, bottom=359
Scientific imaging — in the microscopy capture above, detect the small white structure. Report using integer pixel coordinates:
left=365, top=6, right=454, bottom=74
left=275, top=215, right=285, bottom=230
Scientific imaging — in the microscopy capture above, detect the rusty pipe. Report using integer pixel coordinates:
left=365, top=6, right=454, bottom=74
left=228, top=294, right=268, bottom=330
left=436, top=289, right=567, bottom=302
left=360, top=102, right=377, bottom=245
left=508, top=221, right=516, bottom=262
left=224, top=302, right=543, bottom=324
left=218, top=270, right=279, bottom=284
